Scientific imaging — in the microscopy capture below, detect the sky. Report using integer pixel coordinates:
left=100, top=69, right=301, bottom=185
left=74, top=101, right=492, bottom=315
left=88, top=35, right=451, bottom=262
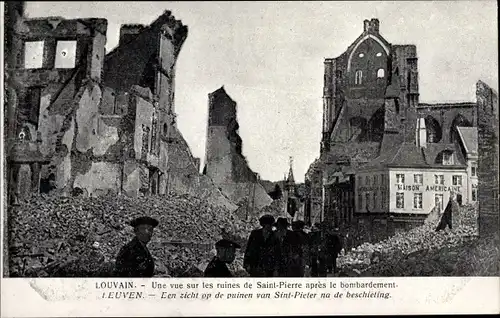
left=25, top=1, right=498, bottom=183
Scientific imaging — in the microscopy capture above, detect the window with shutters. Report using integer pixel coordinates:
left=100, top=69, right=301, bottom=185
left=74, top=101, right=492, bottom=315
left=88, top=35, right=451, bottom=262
left=413, top=193, right=423, bottom=209
left=396, top=192, right=404, bottom=209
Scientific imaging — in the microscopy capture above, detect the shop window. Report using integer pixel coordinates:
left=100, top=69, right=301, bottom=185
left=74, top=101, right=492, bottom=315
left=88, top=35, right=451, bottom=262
left=434, top=174, right=444, bottom=185
left=452, top=175, right=462, bottom=186
left=414, top=174, right=423, bottom=185
left=24, top=41, right=44, bottom=69
left=413, top=193, right=423, bottom=209
left=396, top=192, right=404, bottom=209
left=55, top=40, right=77, bottom=68
left=396, top=174, right=405, bottom=184
left=377, top=68, right=385, bottom=78
left=355, top=70, right=363, bottom=85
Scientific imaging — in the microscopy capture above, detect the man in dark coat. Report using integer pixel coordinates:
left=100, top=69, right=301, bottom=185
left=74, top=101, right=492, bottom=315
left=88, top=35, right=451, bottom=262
left=274, top=217, right=303, bottom=277
left=204, top=239, right=241, bottom=277
left=114, top=216, right=158, bottom=277
left=325, top=227, right=343, bottom=275
left=244, top=214, right=276, bottom=277
left=309, top=223, right=327, bottom=277
left=290, top=220, right=310, bottom=277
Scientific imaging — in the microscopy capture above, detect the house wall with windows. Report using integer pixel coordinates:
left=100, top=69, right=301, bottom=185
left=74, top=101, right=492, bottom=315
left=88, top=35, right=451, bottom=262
left=388, top=168, right=468, bottom=213
left=355, top=168, right=469, bottom=215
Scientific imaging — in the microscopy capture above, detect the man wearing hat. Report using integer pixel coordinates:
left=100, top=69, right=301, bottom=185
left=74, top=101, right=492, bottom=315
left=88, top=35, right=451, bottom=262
left=243, top=214, right=277, bottom=277
left=114, top=216, right=159, bottom=277
left=274, top=217, right=301, bottom=277
left=291, top=220, right=310, bottom=277
left=204, top=239, right=241, bottom=277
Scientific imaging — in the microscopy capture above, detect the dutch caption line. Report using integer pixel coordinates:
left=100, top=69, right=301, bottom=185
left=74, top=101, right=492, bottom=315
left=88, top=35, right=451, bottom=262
left=96, top=281, right=212, bottom=300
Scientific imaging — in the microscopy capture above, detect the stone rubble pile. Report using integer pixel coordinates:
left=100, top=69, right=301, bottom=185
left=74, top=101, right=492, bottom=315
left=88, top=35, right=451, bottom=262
left=7, top=192, right=276, bottom=277
left=338, top=204, right=479, bottom=276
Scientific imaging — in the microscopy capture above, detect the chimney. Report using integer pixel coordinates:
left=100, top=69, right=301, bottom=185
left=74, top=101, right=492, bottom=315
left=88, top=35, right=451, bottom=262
left=370, top=19, right=380, bottom=32
left=363, top=19, right=370, bottom=32
left=416, top=118, right=427, bottom=148
left=119, top=24, right=146, bottom=46
left=364, top=18, right=380, bottom=33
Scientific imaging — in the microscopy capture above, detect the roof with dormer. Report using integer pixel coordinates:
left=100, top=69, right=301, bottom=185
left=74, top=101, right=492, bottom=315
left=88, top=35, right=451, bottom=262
left=359, top=142, right=467, bottom=171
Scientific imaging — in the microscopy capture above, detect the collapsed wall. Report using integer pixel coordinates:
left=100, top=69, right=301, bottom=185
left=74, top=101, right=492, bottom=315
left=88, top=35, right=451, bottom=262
left=203, top=87, right=272, bottom=212
left=8, top=11, right=237, bottom=211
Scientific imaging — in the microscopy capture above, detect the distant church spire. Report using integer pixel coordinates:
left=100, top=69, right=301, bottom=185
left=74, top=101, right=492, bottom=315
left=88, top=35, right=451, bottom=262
left=287, top=156, right=295, bottom=185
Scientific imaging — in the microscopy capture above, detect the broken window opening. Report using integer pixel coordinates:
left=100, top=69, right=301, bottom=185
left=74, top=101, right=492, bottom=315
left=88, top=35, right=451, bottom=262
left=355, top=70, right=363, bottom=85
left=55, top=40, right=77, bottom=69
left=24, top=41, right=44, bottom=69
left=23, top=87, right=42, bottom=129
left=151, top=114, right=158, bottom=154
left=377, top=68, right=385, bottom=78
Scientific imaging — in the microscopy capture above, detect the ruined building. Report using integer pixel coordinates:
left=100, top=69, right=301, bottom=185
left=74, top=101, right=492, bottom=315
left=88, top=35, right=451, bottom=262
left=305, top=19, right=496, bottom=239
left=203, top=87, right=272, bottom=213
left=476, top=81, right=499, bottom=237
left=5, top=8, right=236, bottom=211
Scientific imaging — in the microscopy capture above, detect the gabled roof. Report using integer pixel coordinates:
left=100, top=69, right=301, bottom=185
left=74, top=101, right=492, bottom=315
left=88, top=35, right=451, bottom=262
left=456, top=127, right=478, bottom=155
left=361, top=142, right=466, bottom=171
left=334, top=19, right=392, bottom=61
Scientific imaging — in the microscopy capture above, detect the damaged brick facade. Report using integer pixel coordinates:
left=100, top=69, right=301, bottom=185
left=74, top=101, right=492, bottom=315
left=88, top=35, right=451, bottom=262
left=7, top=9, right=237, bottom=211
left=306, top=19, right=487, bottom=240
left=203, top=87, right=273, bottom=212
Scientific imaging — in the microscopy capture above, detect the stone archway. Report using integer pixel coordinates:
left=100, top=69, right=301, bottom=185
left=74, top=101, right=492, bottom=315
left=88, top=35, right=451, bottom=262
left=425, top=115, right=442, bottom=143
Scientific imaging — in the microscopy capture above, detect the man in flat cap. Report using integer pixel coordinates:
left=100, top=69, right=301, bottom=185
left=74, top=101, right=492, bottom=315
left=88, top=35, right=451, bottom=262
left=244, top=214, right=277, bottom=277
left=114, top=216, right=159, bottom=277
left=204, top=239, right=241, bottom=277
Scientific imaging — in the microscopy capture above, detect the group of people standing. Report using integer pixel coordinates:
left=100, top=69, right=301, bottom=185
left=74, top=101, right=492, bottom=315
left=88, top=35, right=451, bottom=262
left=242, top=215, right=344, bottom=278
left=113, top=215, right=343, bottom=278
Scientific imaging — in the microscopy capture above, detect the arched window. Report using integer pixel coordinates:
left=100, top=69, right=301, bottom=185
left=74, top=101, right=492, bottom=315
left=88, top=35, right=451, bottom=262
left=425, top=116, right=442, bottom=143
left=377, top=68, right=385, bottom=78
left=355, top=70, right=363, bottom=85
